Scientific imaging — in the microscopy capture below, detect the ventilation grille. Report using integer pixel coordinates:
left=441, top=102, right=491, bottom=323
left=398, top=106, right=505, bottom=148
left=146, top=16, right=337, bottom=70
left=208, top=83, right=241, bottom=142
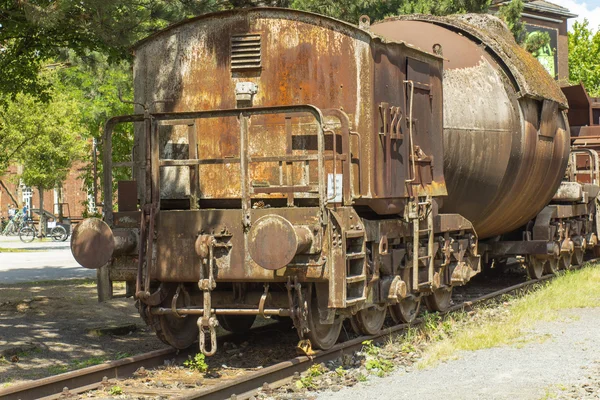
left=231, top=34, right=262, bottom=72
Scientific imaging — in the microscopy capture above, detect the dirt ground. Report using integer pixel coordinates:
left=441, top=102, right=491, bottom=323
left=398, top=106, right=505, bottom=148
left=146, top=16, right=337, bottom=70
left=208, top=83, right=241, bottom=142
left=0, top=279, right=166, bottom=387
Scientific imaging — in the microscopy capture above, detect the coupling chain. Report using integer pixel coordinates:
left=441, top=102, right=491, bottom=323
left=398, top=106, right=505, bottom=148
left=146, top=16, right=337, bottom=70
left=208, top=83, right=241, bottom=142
left=198, top=237, right=218, bottom=356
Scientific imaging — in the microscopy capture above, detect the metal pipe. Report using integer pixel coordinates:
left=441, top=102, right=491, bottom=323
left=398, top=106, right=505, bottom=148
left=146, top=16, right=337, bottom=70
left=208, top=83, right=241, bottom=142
left=150, top=307, right=292, bottom=316
left=404, top=80, right=416, bottom=185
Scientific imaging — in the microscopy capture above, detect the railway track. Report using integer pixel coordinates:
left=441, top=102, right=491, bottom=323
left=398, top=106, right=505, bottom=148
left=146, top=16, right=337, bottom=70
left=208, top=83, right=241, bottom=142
left=0, top=265, right=589, bottom=400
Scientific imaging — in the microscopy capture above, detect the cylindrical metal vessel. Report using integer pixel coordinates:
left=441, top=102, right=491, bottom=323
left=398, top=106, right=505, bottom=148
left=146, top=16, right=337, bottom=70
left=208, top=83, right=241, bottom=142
left=371, top=14, right=570, bottom=238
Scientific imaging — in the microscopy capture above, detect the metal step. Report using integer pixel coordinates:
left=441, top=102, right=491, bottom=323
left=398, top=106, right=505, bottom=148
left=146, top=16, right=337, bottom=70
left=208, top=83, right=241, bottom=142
left=346, top=274, right=367, bottom=284
left=345, top=252, right=366, bottom=260
left=345, top=230, right=365, bottom=239
left=345, top=297, right=367, bottom=306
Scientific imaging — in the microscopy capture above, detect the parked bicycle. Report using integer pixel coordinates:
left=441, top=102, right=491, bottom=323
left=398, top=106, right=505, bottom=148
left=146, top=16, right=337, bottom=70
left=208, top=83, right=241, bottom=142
left=2, top=211, right=25, bottom=236
left=19, top=220, right=69, bottom=243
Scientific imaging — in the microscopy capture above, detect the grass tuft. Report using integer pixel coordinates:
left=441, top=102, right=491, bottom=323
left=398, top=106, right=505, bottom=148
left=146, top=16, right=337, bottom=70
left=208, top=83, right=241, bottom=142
left=418, top=265, right=600, bottom=368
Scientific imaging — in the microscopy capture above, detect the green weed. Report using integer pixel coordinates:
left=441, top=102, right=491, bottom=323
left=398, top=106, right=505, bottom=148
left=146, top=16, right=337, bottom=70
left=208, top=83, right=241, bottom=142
left=184, top=353, right=208, bottom=373
left=109, top=385, right=123, bottom=395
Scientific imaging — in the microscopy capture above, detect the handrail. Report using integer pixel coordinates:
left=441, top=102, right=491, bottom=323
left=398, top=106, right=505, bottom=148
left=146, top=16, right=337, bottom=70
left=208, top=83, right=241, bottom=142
left=570, top=148, right=600, bottom=185
left=102, top=105, right=330, bottom=227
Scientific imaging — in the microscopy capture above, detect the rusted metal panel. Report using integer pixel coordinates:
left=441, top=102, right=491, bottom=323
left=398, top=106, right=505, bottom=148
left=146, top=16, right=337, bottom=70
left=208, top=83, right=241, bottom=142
left=153, top=208, right=324, bottom=282
left=113, top=211, right=142, bottom=228
left=133, top=8, right=445, bottom=211
left=117, top=181, right=138, bottom=212
left=371, top=15, right=570, bottom=239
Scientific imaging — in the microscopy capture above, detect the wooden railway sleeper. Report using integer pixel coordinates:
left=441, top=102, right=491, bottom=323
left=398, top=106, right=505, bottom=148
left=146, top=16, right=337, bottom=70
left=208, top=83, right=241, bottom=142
left=197, top=238, right=218, bottom=356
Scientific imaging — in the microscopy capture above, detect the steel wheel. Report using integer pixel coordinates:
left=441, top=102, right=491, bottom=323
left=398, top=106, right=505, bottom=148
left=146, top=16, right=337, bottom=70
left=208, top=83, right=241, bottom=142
left=424, top=287, right=453, bottom=312
left=19, top=227, right=35, bottom=243
left=153, top=284, right=199, bottom=349
left=306, top=287, right=342, bottom=350
left=217, top=315, right=256, bottom=334
left=389, top=297, right=421, bottom=324
left=571, top=248, right=584, bottom=267
left=558, top=253, right=572, bottom=270
left=351, top=305, right=387, bottom=335
left=526, top=256, right=545, bottom=279
left=544, top=256, right=559, bottom=275
left=50, top=226, right=68, bottom=242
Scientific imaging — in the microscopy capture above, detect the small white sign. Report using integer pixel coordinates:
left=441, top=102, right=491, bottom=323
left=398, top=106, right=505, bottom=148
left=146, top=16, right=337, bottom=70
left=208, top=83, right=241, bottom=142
left=47, top=221, right=57, bottom=228
left=327, top=173, right=343, bottom=203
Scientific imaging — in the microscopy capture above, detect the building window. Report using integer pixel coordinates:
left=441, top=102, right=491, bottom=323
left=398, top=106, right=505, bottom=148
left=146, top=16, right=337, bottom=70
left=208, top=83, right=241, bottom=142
left=22, top=185, right=32, bottom=213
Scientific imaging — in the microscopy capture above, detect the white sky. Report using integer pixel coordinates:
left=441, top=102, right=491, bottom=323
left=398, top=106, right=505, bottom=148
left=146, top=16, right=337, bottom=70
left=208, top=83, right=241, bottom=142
left=548, top=0, right=600, bottom=30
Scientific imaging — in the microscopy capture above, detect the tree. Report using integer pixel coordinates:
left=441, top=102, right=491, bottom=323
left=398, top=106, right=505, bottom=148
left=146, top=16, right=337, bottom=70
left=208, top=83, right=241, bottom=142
left=0, top=0, right=229, bottom=102
left=291, top=0, right=490, bottom=23
left=52, top=52, right=135, bottom=211
left=568, top=19, right=600, bottom=97
left=1, top=83, right=85, bottom=235
left=497, top=0, right=526, bottom=43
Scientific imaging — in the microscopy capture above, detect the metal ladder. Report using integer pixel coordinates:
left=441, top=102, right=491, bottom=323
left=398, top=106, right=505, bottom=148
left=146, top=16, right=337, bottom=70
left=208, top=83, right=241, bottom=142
left=344, top=229, right=367, bottom=305
left=409, top=196, right=435, bottom=292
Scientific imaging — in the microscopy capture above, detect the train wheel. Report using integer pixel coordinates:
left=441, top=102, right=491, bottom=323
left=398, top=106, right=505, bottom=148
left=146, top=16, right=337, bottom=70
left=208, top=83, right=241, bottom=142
left=526, top=256, right=545, bottom=279
left=558, top=253, right=572, bottom=270
left=153, top=284, right=199, bottom=349
left=571, top=248, right=584, bottom=268
left=217, top=315, right=256, bottom=334
left=424, top=287, right=453, bottom=312
left=389, top=297, right=421, bottom=324
left=351, top=306, right=386, bottom=335
left=593, top=246, right=600, bottom=258
left=306, top=288, right=342, bottom=350
left=544, top=257, right=559, bottom=275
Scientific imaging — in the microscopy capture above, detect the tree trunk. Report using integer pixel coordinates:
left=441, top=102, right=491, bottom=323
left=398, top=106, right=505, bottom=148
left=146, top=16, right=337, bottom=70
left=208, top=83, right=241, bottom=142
left=38, top=186, right=44, bottom=238
left=0, top=179, right=19, bottom=207
left=57, top=185, right=63, bottom=223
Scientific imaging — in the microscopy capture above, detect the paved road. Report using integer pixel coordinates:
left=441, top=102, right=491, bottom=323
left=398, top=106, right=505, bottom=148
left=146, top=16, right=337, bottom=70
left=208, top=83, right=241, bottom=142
left=0, top=236, right=95, bottom=284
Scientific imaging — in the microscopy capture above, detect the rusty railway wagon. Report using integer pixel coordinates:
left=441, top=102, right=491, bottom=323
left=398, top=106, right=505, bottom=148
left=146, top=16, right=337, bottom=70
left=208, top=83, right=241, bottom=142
left=71, top=9, right=600, bottom=355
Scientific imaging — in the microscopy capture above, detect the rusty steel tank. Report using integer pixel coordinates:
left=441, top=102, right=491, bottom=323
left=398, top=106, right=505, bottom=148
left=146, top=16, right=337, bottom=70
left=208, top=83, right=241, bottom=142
left=370, top=14, right=570, bottom=239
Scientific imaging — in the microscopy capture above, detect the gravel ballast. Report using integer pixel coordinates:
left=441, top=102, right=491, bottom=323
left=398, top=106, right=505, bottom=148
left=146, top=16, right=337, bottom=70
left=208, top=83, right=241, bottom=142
left=317, top=308, right=600, bottom=400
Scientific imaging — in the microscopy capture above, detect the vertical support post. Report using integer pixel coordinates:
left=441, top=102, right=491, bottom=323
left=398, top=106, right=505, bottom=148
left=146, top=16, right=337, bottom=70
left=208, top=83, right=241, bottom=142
left=285, top=117, right=294, bottom=207
left=188, top=122, right=199, bottom=210
left=412, top=207, right=419, bottom=292
left=97, top=264, right=112, bottom=303
left=427, top=199, right=434, bottom=285
left=240, top=113, right=251, bottom=228
left=103, top=123, right=114, bottom=226
left=317, top=121, right=326, bottom=225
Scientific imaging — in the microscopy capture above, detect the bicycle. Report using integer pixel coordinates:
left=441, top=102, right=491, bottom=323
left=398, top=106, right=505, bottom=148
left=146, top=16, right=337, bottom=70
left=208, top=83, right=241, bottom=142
left=2, top=212, right=25, bottom=236
left=19, top=220, right=69, bottom=243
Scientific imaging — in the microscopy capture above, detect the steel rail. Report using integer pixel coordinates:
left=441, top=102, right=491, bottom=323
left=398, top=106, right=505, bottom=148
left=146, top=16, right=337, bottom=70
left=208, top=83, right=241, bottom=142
left=177, top=269, right=573, bottom=400
left=0, top=322, right=287, bottom=400
left=1, top=264, right=592, bottom=400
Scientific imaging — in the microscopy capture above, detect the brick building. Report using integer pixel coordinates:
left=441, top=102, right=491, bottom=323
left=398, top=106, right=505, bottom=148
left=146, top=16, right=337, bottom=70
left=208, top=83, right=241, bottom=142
left=491, top=0, right=577, bottom=83
left=0, top=160, right=91, bottom=221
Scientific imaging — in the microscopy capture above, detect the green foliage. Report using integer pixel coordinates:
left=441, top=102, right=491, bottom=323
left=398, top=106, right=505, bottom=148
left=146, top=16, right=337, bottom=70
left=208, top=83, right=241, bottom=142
left=361, top=339, right=380, bottom=356
left=54, top=52, right=135, bottom=201
left=361, top=339, right=394, bottom=377
left=0, top=71, right=85, bottom=188
left=296, top=363, right=327, bottom=389
left=291, top=0, right=490, bottom=23
left=498, top=0, right=526, bottom=43
left=524, top=31, right=551, bottom=56
left=568, top=19, right=600, bottom=97
left=0, top=0, right=228, bottom=101
left=397, top=0, right=490, bottom=15
left=365, top=357, right=394, bottom=376
left=184, top=353, right=208, bottom=372
left=109, top=386, right=123, bottom=395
